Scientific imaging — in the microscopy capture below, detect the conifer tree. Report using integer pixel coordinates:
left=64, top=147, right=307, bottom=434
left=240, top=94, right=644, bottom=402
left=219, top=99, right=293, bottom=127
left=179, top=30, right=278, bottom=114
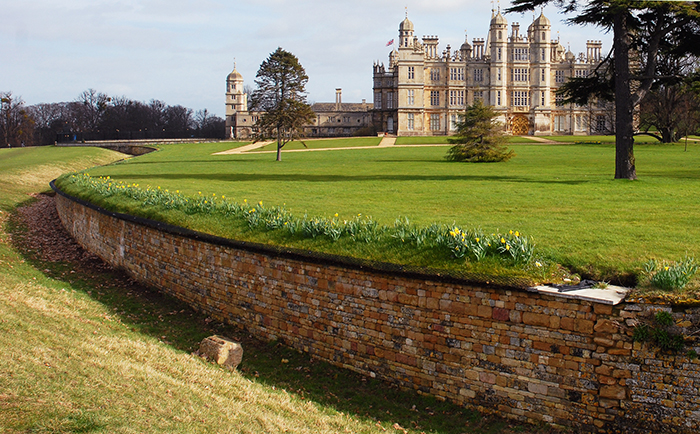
left=250, top=48, right=315, bottom=161
left=446, top=100, right=514, bottom=163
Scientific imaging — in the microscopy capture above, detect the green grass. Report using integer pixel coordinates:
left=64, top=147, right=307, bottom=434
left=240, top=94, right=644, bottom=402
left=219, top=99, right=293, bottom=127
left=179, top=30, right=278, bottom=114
left=0, top=146, right=555, bottom=433
left=395, top=136, right=538, bottom=145
left=254, top=137, right=382, bottom=152
left=54, top=139, right=700, bottom=288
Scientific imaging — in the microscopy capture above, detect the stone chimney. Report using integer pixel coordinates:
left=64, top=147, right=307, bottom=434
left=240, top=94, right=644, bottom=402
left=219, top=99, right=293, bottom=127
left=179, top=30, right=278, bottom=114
left=335, top=88, right=342, bottom=111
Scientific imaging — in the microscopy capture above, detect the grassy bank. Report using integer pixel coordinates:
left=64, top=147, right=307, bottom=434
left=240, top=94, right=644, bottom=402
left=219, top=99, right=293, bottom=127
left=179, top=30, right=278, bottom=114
left=55, top=140, right=700, bottom=287
left=0, top=146, right=555, bottom=433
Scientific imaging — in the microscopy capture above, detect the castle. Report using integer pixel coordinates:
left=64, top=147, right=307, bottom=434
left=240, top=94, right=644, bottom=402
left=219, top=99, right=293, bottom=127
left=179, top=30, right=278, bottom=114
left=226, top=9, right=609, bottom=139
left=373, top=9, right=609, bottom=136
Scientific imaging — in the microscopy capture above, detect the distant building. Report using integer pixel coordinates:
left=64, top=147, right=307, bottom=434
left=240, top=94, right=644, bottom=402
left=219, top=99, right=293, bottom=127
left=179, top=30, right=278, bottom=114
left=225, top=70, right=373, bottom=140
left=372, top=9, right=610, bottom=136
left=305, top=89, right=374, bottom=137
left=224, top=64, right=258, bottom=139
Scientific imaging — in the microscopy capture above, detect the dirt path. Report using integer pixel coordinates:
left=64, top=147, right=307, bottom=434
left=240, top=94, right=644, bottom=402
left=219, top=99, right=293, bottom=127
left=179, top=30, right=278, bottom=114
left=212, top=141, right=273, bottom=155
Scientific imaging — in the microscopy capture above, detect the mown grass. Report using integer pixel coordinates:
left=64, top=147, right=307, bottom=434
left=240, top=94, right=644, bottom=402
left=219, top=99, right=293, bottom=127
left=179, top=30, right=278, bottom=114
left=0, top=146, right=558, bottom=433
left=254, top=137, right=382, bottom=152
left=55, top=139, right=700, bottom=288
left=395, top=136, right=537, bottom=145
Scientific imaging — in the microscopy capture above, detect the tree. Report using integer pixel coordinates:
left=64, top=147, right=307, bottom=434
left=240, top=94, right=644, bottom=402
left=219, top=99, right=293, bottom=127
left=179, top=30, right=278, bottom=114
left=508, top=0, right=700, bottom=180
left=446, top=100, right=514, bottom=162
left=1, top=92, right=35, bottom=147
left=250, top=47, right=316, bottom=161
left=74, top=89, right=109, bottom=135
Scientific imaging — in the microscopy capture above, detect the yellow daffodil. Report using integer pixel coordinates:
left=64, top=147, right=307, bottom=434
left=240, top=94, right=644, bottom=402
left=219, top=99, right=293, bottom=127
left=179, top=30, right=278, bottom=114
left=501, top=237, right=506, bottom=244
left=515, top=231, right=520, bottom=237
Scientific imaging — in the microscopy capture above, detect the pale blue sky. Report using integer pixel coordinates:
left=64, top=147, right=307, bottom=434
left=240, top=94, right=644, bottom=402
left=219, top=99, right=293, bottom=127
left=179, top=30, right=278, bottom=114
left=2, top=0, right=610, bottom=117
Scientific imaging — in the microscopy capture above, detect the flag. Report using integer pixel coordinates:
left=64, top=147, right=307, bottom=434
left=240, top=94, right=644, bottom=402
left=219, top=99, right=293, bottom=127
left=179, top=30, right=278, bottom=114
left=385, top=39, right=394, bottom=47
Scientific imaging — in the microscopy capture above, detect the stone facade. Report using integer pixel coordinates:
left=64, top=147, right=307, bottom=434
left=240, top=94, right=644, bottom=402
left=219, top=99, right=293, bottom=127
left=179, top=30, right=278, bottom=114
left=225, top=71, right=373, bottom=139
left=54, top=186, right=700, bottom=433
left=373, top=10, right=611, bottom=136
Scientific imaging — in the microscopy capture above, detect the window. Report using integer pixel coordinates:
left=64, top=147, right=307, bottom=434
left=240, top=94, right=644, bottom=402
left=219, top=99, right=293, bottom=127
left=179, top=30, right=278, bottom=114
left=555, top=94, right=564, bottom=106
left=450, top=114, right=458, bottom=131
left=512, top=91, right=530, bottom=106
left=449, top=90, right=465, bottom=106
left=596, top=115, right=606, bottom=132
left=430, top=68, right=440, bottom=81
left=474, top=90, right=484, bottom=102
left=387, top=91, right=394, bottom=109
left=430, top=91, right=440, bottom=106
left=450, top=67, right=464, bottom=81
left=430, top=114, right=440, bottom=131
left=511, top=68, right=529, bottom=82
left=554, top=115, right=566, bottom=131
left=498, top=47, right=502, bottom=60
left=374, top=92, right=382, bottom=109
left=575, top=69, right=588, bottom=78
left=407, top=89, right=414, bottom=106
left=497, top=90, right=502, bottom=105
left=408, top=66, right=415, bottom=79
left=575, top=115, right=583, bottom=131
left=514, top=48, right=529, bottom=61
left=374, top=80, right=381, bottom=88
left=497, top=68, right=502, bottom=81
left=555, top=70, right=565, bottom=83
left=541, top=92, right=545, bottom=106
left=407, top=113, right=414, bottom=130
left=541, top=69, right=545, bottom=82
left=474, top=68, right=484, bottom=82
left=542, top=32, right=546, bottom=41
left=541, top=48, right=546, bottom=61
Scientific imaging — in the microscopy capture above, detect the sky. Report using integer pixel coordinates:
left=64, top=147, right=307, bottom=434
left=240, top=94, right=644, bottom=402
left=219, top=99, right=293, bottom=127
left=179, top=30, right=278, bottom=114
left=2, top=0, right=611, bottom=118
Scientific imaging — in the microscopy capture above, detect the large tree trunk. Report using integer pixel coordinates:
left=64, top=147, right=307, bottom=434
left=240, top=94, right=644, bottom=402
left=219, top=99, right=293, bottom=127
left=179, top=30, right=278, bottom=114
left=276, top=126, right=282, bottom=161
left=613, top=12, right=637, bottom=180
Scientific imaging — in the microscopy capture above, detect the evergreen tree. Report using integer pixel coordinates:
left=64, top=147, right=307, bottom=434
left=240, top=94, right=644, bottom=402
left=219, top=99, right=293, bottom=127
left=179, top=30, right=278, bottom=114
left=446, top=100, right=514, bottom=163
left=250, top=48, right=316, bottom=161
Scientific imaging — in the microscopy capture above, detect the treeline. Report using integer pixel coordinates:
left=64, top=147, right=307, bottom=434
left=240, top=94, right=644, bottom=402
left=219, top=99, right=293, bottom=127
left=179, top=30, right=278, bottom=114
left=1, top=89, right=225, bottom=147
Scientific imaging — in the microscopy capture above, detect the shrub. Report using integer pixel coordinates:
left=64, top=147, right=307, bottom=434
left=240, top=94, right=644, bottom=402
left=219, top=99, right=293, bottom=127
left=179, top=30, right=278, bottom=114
left=644, top=257, right=698, bottom=290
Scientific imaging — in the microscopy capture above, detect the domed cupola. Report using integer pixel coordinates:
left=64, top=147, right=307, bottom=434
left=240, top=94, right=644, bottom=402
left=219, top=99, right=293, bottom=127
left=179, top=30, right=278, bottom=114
left=490, top=10, right=508, bottom=27
left=399, top=16, right=414, bottom=32
left=398, top=12, right=415, bottom=48
left=533, top=11, right=551, bottom=27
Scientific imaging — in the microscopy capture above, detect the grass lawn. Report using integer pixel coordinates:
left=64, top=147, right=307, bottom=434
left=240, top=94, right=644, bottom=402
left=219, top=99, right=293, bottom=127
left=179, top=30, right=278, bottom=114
left=0, top=146, right=558, bottom=433
left=55, top=139, right=700, bottom=288
left=395, top=136, right=537, bottom=145
left=253, top=137, right=382, bottom=152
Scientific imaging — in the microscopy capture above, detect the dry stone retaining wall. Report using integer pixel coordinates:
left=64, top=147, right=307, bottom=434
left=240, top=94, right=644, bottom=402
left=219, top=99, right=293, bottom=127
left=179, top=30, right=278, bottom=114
left=53, top=186, right=700, bottom=433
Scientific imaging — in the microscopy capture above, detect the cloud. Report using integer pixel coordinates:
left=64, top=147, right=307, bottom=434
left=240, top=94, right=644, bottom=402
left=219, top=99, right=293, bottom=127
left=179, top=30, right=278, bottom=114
left=0, top=0, right=611, bottom=117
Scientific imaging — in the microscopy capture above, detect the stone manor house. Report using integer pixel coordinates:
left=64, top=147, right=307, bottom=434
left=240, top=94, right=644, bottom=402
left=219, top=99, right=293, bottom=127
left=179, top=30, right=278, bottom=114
left=225, top=9, right=609, bottom=139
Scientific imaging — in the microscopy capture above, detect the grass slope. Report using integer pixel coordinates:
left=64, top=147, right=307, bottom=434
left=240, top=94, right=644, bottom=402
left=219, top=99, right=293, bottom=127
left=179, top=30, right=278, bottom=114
left=61, top=140, right=700, bottom=286
left=0, top=146, right=555, bottom=433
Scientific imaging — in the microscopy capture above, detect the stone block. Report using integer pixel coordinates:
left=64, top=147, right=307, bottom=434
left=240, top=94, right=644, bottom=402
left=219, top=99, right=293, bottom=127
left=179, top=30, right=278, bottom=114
left=600, top=385, right=626, bottom=400
left=199, top=335, right=243, bottom=370
left=594, top=319, right=619, bottom=334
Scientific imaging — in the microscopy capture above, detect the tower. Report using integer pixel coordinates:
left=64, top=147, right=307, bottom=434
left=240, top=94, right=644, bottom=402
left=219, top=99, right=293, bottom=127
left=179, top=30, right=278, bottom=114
left=489, top=8, right=508, bottom=118
left=225, top=63, right=247, bottom=117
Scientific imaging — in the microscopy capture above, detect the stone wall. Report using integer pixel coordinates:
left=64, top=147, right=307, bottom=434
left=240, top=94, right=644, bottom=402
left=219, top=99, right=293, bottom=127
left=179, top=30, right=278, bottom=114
left=53, top=186, right=700, bottom=433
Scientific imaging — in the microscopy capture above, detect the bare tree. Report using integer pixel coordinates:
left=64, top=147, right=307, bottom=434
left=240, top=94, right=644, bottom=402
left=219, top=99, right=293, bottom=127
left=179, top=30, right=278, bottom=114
left=1, top=92, right=35, bottom=147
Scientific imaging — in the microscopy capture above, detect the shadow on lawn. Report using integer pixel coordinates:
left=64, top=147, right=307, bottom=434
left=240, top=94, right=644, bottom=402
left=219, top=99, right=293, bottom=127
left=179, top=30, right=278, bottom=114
left=7, top=196, right=560, bottom=434
left=105, top=171, right=591, bottom=186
